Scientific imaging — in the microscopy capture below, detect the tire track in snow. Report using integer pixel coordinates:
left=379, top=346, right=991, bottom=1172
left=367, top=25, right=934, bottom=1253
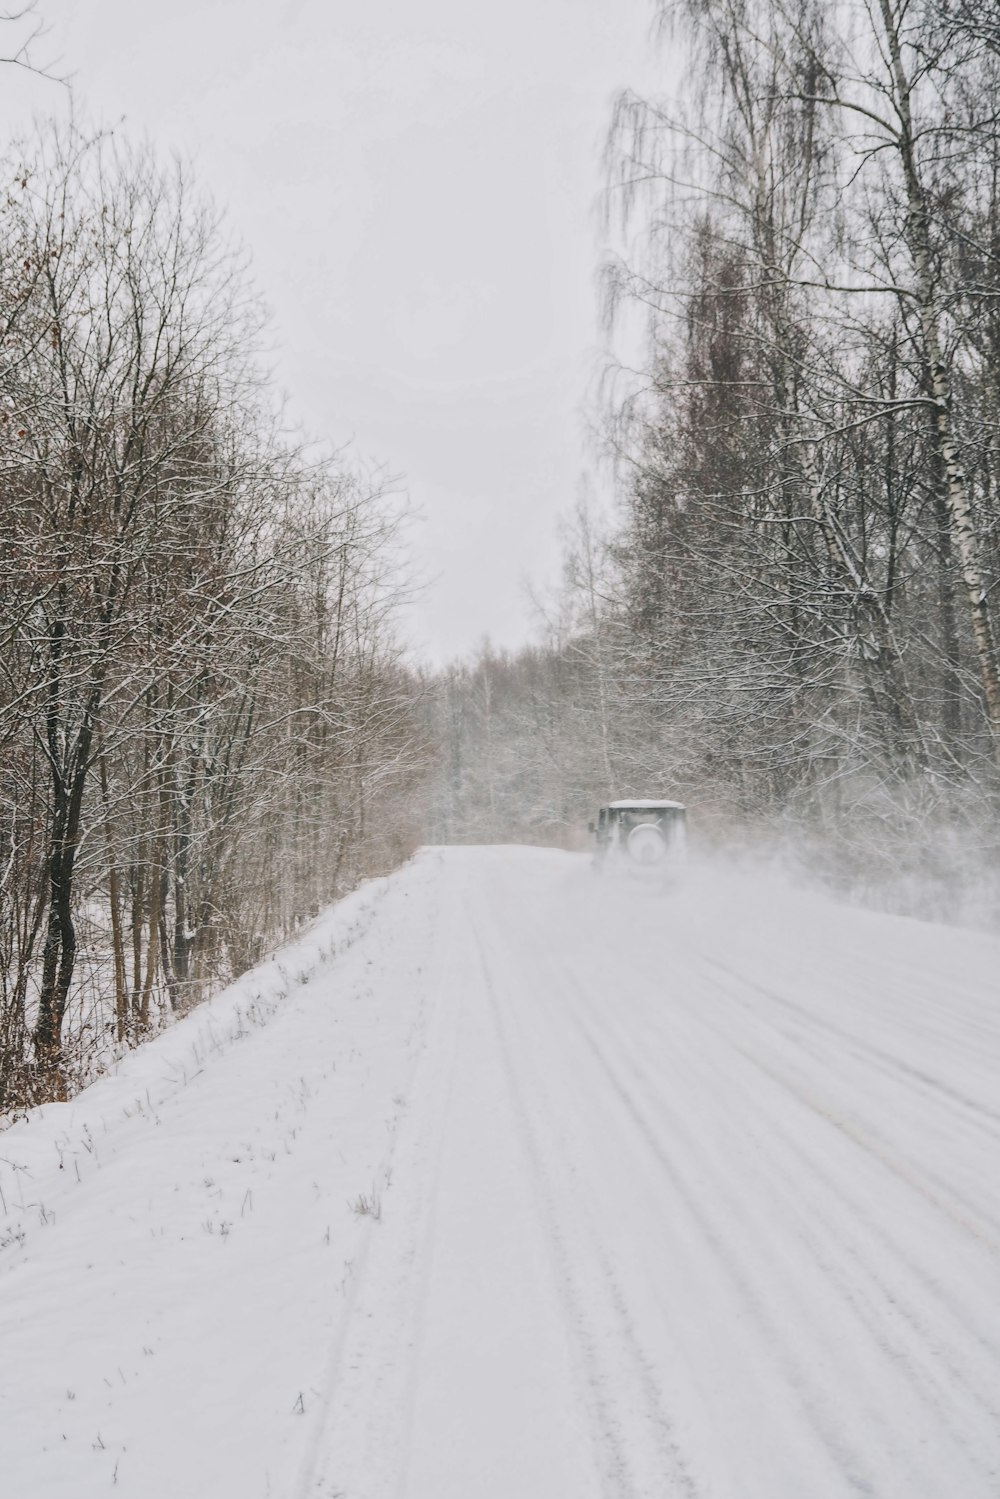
left=702, top=953, right=1000, bottom=1131
left=538, top=901, right=1000, bottom=1498
left=560, top=953, right=1000, bottom=1483
left=467, top=875, right=710, bottom=1499
left=677, top=952, right=1000, bottom=1249
left=555, top=986, right=891, bottom=1496
left=601, top=908, right=1000, bottom=1244
left=750, top=1092, right=1000, bottom=1440
left=289, top=859, right=457, bottom=1499
left=286, top=852, right=1000, bottom=1499
left=481, top=878, right=890, bottom=1495
left=642, top=979, right=1000, bottom=1393
left=296, top=855, right=599, bottom=1499
left=466, top=888, right=703, bottom=1499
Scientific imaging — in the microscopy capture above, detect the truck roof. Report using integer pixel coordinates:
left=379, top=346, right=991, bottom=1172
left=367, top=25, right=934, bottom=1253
left=606, top=800, right=686, bottom=811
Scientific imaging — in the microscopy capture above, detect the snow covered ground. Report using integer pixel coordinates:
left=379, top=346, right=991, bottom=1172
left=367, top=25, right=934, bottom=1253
left=2, top=846, right=999, bottom=1498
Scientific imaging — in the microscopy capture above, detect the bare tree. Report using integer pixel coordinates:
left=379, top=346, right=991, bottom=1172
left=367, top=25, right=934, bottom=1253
left=0, top=126, right=430, bottom=1106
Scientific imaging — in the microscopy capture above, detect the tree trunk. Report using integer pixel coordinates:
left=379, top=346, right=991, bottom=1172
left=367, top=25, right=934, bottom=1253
left=32, top=714, right=95, bottom=1089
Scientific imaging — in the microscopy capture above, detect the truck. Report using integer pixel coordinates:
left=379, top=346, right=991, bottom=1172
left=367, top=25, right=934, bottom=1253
left=591, top=800, right=687, bottom=879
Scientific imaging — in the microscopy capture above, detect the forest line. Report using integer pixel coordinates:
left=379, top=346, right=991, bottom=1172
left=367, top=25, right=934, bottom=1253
left=431, top=0, right=1000, bottom=924
left=0, top=127, right=429, bottom=1107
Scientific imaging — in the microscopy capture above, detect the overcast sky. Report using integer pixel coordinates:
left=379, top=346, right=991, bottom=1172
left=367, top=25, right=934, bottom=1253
left=3, top=0, right=667, bottom=664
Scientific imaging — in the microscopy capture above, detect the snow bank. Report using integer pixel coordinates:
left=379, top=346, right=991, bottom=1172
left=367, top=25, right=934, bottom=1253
left=0, top=874, right=389, bottom=1249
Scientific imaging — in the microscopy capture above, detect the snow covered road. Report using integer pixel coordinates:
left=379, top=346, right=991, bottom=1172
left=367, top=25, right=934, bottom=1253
left=2, top=846, right=999, bottom=1497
